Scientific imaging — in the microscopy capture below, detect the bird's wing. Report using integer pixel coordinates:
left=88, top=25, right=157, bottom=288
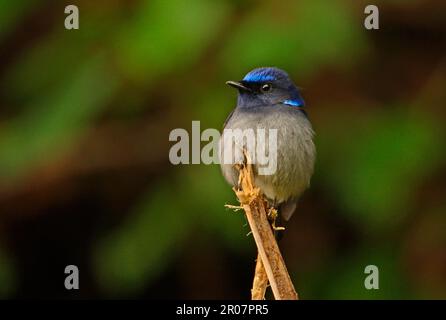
left=222, top=108, right=235, bottom=129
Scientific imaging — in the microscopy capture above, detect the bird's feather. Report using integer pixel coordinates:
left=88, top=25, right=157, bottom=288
left=280, top=198, right=298, bottom=221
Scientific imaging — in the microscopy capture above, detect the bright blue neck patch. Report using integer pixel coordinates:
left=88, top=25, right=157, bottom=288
left=283, top=99, right=304, bottom=107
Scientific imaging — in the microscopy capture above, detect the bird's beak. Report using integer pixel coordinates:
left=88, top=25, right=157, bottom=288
left=226, top=80, right=252, bottom=92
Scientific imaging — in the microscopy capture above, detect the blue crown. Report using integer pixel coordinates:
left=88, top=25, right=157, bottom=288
left=243, top=68, right=284, bottom=83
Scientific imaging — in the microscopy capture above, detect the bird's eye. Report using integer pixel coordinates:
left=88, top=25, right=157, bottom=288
left=260, top=83, right=272, bottom=93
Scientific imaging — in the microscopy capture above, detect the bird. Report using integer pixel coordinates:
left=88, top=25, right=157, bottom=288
left=219, top=67, right=315, bottom=221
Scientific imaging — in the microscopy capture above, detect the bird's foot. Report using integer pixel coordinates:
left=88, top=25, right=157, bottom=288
left=267, top=207, right=278, bottom=220
left=267, top=207, right=285, bottom=231
left=272, top=223, right=285, bottom=232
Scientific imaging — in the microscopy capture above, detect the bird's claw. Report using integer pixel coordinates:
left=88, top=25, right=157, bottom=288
left=267, top=207, right=285, bottom=232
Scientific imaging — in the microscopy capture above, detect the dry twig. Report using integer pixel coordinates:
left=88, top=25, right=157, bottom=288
left=228, top=161, right=298, bottom=300
left=251, top=253, right=269, bottom=299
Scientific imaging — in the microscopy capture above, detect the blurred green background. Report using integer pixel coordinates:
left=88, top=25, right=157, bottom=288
left=0, top=0, right=445, bottom=299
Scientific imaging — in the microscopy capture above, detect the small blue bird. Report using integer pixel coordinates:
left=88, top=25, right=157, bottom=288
left=220, top=67, right=315, bottom=220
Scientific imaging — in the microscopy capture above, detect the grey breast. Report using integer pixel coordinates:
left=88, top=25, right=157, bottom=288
left=219, top=104, right=315, bottom=204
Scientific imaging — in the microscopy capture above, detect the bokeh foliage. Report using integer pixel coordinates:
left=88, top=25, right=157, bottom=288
left=0, top=0, right=445, bottom=299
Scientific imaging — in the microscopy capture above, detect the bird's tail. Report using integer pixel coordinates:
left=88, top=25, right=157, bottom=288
left=279, top=198, right=298, bottom=221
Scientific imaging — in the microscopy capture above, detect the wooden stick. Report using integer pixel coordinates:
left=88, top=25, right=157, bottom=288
left=233, top=162, right=298, bottom=300
left=251, top=253, right=268, bottom=300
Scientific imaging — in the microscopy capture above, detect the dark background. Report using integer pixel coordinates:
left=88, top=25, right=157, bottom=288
left=0, top=0, right=445, bottom=299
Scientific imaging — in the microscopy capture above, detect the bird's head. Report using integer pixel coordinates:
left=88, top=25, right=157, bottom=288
left=226, top=67, right=305, bottom=109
